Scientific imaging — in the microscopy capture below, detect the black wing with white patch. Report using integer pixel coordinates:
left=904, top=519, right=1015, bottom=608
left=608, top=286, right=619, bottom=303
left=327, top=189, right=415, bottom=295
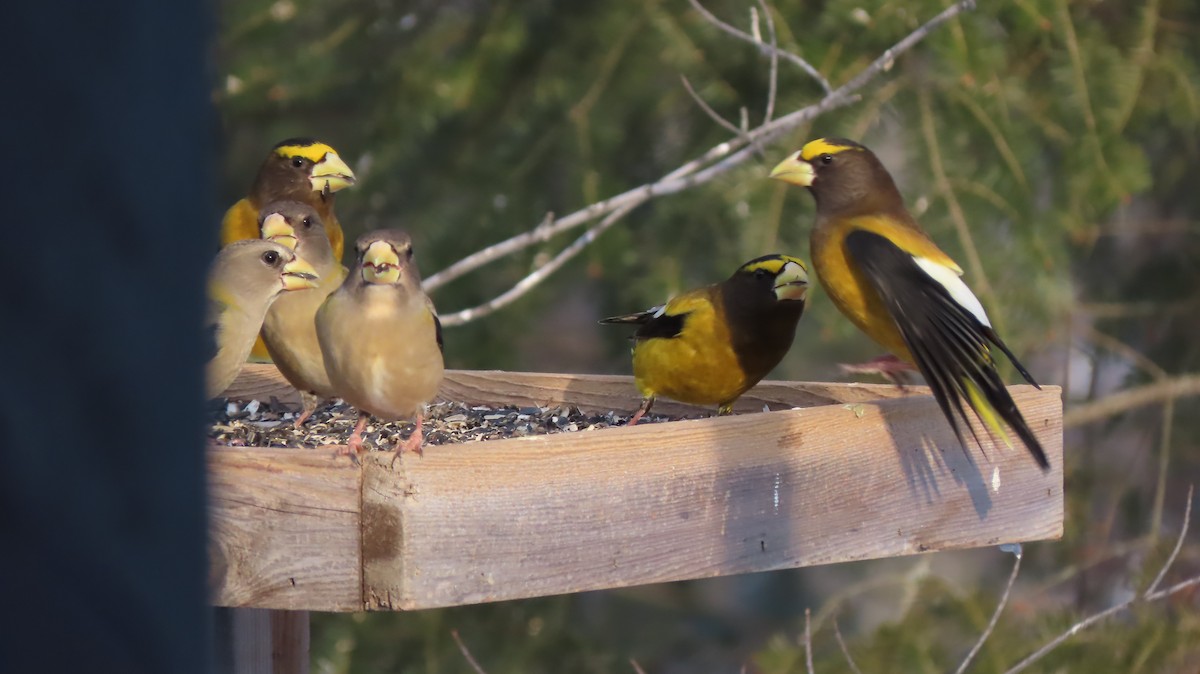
left=844, top=229, right=1048, bottom=470
left=599, top=306, right=687, bottom=341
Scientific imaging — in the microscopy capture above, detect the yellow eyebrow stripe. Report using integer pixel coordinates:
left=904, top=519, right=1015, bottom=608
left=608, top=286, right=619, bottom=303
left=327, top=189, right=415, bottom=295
left=740, top=255, right=807, bottom=275
left=799, top=138, right=862, bottom=161
left=274, top=142, right=337, bottom=163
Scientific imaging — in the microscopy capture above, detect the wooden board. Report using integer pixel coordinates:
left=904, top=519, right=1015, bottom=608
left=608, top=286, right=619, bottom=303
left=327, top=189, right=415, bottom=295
left=209, top=449, right=361, bottom=611
left=225, top=363, right=922, bottom=414
left=211, top=365, right=1064, bottom=612
left=362, top=387, right=1061, bottom=609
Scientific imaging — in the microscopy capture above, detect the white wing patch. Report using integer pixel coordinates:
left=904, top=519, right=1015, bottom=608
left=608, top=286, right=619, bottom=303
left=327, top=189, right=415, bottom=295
left=913, top=256, right=992, bottom=328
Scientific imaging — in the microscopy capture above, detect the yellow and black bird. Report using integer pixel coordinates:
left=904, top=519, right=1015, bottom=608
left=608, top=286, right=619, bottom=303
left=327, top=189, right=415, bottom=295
left=316, top=230, right=444, bottom=458
left=600, top=254, right=809, bottom=424
left=769, top=138, right=1049, bottom=470
left=221, top=138, right=356, bottom=260
left=205, top=240, right=320, bottom=399
left=258, top=200, right=348, bottom=427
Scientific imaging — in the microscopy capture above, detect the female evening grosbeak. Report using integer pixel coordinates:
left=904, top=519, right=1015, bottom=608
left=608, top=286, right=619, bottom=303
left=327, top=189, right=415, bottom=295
left=601, top=254, right=809, bottom=425
left=316, top=230, right=444, bottom=458
left=258, top=201, right=348, bottom=427
left=769, top=138, right=1048, bottom=471
left=205, top=240, right=319, bottom=399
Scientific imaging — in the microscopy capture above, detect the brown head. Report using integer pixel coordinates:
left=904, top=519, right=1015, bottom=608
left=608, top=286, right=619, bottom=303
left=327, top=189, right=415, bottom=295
left=258, top=200, right=336, bottom=270
left=768, top=138, right=907, bottom=220
left=349, top=229, right=423, bottom=293
left=250, top=138, right=356, bottom=205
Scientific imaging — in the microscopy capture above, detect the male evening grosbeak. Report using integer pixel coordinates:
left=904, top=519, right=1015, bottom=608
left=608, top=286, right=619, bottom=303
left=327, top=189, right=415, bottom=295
left=769, top=138, right=1048, bottom=470
left=601, top=254, right=809, bottom=424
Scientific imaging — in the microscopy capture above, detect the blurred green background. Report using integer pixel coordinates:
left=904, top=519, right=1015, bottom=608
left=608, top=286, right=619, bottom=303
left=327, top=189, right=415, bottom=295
left=218, top=0, right=1200, bottom=671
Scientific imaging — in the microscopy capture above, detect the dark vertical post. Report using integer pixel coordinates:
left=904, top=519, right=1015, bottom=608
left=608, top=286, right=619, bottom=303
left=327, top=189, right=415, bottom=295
left=0, top=2, right=214, bottom=673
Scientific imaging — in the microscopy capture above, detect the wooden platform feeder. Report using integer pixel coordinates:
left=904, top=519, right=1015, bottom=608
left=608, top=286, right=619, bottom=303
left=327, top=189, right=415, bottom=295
left=210, top=363, right=1063, bottom=671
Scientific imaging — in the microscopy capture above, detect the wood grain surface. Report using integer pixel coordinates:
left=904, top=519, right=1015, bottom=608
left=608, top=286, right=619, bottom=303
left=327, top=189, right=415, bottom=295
left=209, top=448, right=361, bottom=610
left=212, top=365, right=1064, bottom=612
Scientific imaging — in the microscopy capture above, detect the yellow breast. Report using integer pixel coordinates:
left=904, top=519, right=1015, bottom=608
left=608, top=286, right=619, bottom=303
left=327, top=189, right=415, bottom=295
left=811, top=214, right=959, bottom=362
left=631, top=290, right=748, bottom=407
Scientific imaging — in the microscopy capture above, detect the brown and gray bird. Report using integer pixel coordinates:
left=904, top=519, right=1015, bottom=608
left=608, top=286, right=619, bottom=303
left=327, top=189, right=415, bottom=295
left=258, top=200, right=348, bottom=426
left=316, top=230, right=444, bottom=458
left=206, top=240, right=319, bottom=399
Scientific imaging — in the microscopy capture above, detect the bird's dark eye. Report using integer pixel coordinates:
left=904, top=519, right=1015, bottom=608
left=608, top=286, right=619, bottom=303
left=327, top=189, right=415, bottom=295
left=753, top=268, right=770, bottom=280
left=302, top=217, right=313, bottom=229
left=405, top=246, right=414, bottom=260
left=291, top=157, right=305, bottom=168
left=262, top=251, right=280, bottom=265
left=820, top=154, right=834, bottom=165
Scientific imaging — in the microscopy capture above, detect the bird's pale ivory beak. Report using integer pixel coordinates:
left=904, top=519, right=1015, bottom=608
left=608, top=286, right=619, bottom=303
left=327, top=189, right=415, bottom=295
left=768, top=155, right=815, bottom=187
left=362, top=241, right=402, bottom=285
left=309, top=152, right=357, bottom=194
left=281, top=256, right=320, bottom=291
left=260, top=213, right=298, bottom=251
left=773, top=260, right=809, bottom=301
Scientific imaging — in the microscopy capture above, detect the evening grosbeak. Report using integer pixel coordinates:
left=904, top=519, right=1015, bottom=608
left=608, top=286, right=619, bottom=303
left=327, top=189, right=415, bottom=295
left=770, top=138, right=1048, bottom=470
left=316, top=230, right=444, bottom=458
left=601, top=254, right=808, bottom=424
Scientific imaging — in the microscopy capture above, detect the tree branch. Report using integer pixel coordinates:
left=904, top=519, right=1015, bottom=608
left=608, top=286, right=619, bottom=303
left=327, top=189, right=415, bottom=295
left=833, top=616, right=865, bottom=674
left=954, top=544, right=1022, bottom=674
left=451, top=629, right=489, bottom=674
left=439, top=202, right=638, bottom=326
left=1003, top=489, right=1196, bottom=674
left=756, top=0, right=780, bottom=124
left=1063, top=374, right=1200, bottom=428
left=1146, top=484, right=1193, bottom=596
left=425, top=0, right=979, bottom=321
left=804, top=607, right=815, bottom=674
left=687, top=0, right=832, bottom=94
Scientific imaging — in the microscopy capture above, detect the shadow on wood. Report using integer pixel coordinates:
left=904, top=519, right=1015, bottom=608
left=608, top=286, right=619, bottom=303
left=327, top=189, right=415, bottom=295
left=211, top=364, right=1063, bottom=612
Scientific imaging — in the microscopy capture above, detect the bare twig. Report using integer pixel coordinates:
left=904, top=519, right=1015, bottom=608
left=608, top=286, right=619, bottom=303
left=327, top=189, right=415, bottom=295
left=1003, top=494, right=1197, bottom=674
left=1146, top=484, right=1193, bottom=596
left=451, top=629, right=488, bottom=674
left=425, top=0, right=979, bottom=321
left=954, top=544, right=1023, bottom=674
left=804, top=607, right=815, bottom=674
left=629, top=658, right=648, bottom=674
left=833, top=617, right=865, bottom=674
left=1064, top=374, right=1200, bottom=428
left=438, top=202, right=639, bottom=326
left=756, top=0, right=779, bottom=124
left=687, top=0, right=832, bottom=93
left=1082, top=326, right=1177, bottom=540
left=680, top=74, right=744, bottom=137
left=1003, top=574, right=1200, bottom=674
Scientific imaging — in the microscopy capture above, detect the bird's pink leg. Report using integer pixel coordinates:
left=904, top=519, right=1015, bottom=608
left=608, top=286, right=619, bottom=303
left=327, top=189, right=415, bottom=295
left=627, top=397, right=655, bottom=426
left=339, top=411, right=370, bottom=457
left=391, top=413, right=425, bottom=467
left=293, top=391, right=320, bottom=428
left=839, top=354, right=918, bottom=388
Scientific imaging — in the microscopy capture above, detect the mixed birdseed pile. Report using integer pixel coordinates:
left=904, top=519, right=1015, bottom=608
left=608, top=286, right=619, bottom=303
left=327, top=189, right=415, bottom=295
left=207, top=397, right=679, bottom=451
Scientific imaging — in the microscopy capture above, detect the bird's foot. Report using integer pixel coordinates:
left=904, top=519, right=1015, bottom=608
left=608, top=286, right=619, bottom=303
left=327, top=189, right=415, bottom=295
left=294, top=391, right=321, bottom=428
left=839, top=354, right=917, bottom=388
left=627, top=397, right=655, bottom=426
left=337, top=411, right=371, bottom=462
left=390, top=416, right=425, bottom=468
